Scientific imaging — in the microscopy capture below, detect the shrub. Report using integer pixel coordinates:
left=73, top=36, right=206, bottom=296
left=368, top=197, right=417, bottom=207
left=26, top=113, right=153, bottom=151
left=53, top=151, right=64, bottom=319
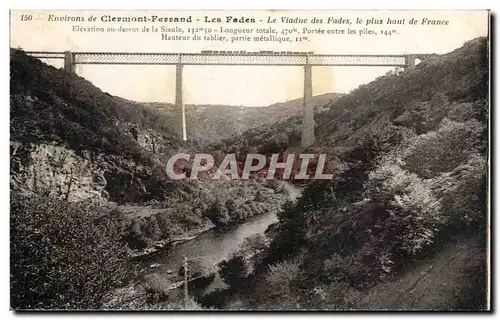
left=403, top=118, right=483, bottom=178
left=203, top=199, right=230, bottom=227
left=433, top=153, right=487, bottom=225
left=141, top=273, right=172, bottom=304
left=10, top=194, right=132, bottom=310
left=159, top=297, right=204, bottom=310
left=266, top=200, right=307, bottom=263
left=217, top=254, right=248, bottom=290
left=364, top=159, right=442, bottom=265
left=367, top=157, right=419, bottom=198
left=236, top=234, right=269, bottom=273
left=391, top=180, right=442, bottom=255
left=256, top=260, right=301, bottom=309
left=239, top=234, right=268, bottom=256
left=125, top=220, right=149, bottom=250
left=266, top=260, right=300, bottom=289
left=307, top=282, right=362, bottom=310
left=199, top=288, right=232, bottom=309
left=177, top=258, right=206, bottom=280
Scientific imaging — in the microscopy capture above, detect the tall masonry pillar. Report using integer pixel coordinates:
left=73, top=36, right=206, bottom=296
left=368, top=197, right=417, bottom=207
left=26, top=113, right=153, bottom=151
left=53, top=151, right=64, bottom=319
left=175, top=63, right=187, bottom=141
left=301, top=63, right=315, bottom=147
left=406, top=54, right=416, bottom=69
left=64, top=51, right=76, bottom=74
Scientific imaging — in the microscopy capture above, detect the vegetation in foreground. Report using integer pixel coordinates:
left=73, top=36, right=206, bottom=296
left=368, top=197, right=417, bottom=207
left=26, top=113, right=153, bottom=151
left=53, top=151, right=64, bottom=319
left=10, top=195, right=133, bottom=310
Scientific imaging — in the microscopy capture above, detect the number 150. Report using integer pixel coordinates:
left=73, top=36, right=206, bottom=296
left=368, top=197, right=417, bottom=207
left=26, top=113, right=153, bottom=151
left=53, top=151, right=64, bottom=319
left=20, top=14, right=33, bottom=21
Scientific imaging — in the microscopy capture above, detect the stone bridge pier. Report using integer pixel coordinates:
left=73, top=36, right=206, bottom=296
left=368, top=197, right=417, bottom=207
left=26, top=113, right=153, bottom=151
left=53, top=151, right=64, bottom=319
left=406, top=54, right=433, bottom=68
left=301, top=62, right=315, bottom=147
left=175, top=62, right=187, bottom=141
left=64, top=51, right=75, bottom=73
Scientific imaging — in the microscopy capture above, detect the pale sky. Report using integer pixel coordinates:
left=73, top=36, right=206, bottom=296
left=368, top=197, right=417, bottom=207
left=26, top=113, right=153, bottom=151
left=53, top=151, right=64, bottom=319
left=10, top=10, right=489, bottom=106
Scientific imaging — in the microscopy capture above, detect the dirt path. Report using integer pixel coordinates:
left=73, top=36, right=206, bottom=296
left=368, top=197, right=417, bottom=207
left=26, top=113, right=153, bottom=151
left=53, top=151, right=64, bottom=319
left=357, top=237, right=487, bottom=310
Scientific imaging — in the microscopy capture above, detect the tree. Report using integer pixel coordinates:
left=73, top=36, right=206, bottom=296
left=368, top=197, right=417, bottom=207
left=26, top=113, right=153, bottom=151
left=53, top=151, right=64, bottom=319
left=203, top=199, right=230, bottom=227
left=266, top=201, right=307, bottom=263
left=10, top=195, right=132, bottom=310
left=126, top=219, right=148, bottom=250
left=217, top=254, right=248, bottom=290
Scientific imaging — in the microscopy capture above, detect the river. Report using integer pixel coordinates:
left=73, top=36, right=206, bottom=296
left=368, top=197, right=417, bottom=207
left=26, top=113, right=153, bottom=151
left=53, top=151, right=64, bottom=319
left=138, top=183, right=302, bottom=279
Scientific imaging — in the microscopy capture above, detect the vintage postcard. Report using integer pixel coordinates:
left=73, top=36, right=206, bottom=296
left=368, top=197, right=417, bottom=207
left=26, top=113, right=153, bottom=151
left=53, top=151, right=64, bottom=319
left=9, top=9, right=490, bottom=311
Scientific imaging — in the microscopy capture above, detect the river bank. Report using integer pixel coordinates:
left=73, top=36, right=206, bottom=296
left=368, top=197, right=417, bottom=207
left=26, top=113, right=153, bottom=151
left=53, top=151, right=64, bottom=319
left=134, top=182, right=301, bottom=266
left=127, top=181, right=302, bottom=260
left=129, top=228, right=212, bottom=259
left=104, top=183, right=302, bottom=309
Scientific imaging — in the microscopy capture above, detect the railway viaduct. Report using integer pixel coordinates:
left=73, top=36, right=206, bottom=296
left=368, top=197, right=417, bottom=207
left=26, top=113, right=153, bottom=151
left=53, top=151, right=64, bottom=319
left=26, top=50, right=433, bottom=147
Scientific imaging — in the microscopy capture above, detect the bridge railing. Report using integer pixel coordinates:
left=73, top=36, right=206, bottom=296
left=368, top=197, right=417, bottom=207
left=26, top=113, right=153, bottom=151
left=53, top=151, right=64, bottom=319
left=24, top=51, right=410, bottom=67
left=23, top=51, right=65, bottom=60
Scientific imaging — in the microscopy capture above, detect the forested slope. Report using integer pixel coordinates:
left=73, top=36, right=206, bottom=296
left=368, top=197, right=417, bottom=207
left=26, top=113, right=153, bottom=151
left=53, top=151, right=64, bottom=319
left=208, top=37, right=489, bottom=310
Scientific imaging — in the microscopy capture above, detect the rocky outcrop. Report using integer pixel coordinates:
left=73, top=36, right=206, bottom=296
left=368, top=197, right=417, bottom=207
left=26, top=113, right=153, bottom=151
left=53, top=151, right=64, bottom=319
left=10, top=140, right=172, bottom=204
left=11, top=142, right=108, bottom=202
left=117, top=120, right=176, bottom=155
